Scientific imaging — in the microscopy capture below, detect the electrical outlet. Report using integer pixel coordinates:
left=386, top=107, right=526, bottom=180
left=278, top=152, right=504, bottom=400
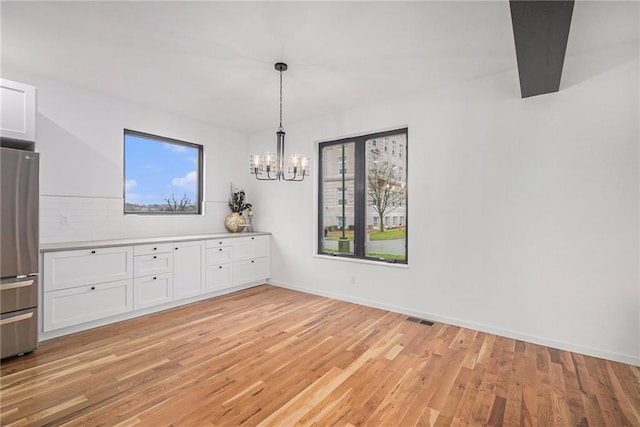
left=60, top=214, right=70, bottom=225
left=350, top=275, right=357, bottom=285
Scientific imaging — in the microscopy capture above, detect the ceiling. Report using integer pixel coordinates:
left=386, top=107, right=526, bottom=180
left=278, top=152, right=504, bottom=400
left=1, top=1, right=637, bottom=134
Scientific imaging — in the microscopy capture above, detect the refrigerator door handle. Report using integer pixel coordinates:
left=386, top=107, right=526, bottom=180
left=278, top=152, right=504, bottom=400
left=0, top=311, right=34, bottom=326
left=1, top=279, right=34, bottom=290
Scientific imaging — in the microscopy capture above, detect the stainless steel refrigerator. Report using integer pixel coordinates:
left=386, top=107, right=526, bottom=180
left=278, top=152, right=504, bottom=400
left=1, top=147, right=39, bottom=359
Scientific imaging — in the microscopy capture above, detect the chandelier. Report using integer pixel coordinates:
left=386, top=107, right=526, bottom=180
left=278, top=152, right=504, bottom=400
left=250, top=62, right=309, bottom=181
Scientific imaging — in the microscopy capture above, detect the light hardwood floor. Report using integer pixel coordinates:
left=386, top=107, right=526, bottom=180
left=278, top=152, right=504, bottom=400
left=1, top=285, right=639, bottom=426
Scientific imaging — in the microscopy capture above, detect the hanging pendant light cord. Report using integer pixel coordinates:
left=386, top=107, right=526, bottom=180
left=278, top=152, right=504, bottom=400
left=278, top=70, right=284, bottom=132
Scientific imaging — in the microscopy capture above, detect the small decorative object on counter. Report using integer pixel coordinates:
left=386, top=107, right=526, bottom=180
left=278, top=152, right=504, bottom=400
left=226, top=184, right=252, bottom=233
left=245, top=208, right=254, bottom=233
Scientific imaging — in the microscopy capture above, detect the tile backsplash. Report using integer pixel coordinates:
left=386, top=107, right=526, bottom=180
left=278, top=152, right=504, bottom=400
left=40, top=195, right=229, bottom=243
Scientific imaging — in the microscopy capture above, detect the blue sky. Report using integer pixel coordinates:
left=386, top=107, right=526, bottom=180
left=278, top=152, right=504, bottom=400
left=124, top=134, right=199, bottom=206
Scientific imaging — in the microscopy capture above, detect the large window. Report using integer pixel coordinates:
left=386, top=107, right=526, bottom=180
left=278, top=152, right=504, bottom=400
left=318, top=128, right=408, bottom=263
left=124, top=130, right=203, bottom=214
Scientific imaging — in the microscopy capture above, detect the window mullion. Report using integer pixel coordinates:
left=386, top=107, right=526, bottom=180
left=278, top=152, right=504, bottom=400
left=353, top=138, right=366, bottom=257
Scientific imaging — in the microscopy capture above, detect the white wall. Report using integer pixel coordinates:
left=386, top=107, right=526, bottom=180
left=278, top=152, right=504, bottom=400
left=248, top=54, right=639, bottom=365
left=2, top=69, right=251, bottom=243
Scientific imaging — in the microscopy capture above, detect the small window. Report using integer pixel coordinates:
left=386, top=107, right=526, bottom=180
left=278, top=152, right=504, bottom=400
left=124, top=130, right=203, bottom=214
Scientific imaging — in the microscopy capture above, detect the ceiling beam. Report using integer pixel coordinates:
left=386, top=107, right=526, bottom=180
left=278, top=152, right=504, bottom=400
left=510, top=0, right=574, bottom=98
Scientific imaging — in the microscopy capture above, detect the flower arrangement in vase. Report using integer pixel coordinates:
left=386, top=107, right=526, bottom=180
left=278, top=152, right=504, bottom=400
left=226, top=184, right=252, bottom=233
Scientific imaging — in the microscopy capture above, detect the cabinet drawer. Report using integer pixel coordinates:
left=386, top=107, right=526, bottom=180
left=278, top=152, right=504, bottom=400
left=233, top=236, right=270, bottom=261
left=44, top=247, right=133, bottom=291
left=206, top=239, right=232, bottom=249
left=134, top=253, right=173, bottom=277
left=43, top=279, right=133, bottom=332
left=134, top=273, right=173, bottom=310
left=206, top=247, right=233, bottom=265
left=206, top=263, right=232, bottom=292
left=233, top=257, right=270, bottom=286
left=134, top=243, right=173, bottom=256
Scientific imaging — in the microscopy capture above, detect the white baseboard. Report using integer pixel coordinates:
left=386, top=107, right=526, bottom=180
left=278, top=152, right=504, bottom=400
left=269, top=280, right=640, bottom=367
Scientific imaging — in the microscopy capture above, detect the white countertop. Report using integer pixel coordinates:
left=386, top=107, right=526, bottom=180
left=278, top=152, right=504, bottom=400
left=40, top=232, right=271, bottom=252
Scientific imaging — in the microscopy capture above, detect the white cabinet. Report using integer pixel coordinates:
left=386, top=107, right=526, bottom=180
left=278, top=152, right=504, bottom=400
left=134, top=242, right=174, bottom=256
left=232, top=235, right=270, bottom=286
left=233, top=236, right=270, bottom=261
left=0, top=79, right=36, bottom=143
left=233, top=258, right=270, bottom=286
left=204, top=235, right=271, bottom=291
left=206, top=246, right=233, bottom=264
left=134, top=273, right=173, bottom=310
left=42, top=246, right=134, bottom=332
left=134, top=252, right=173, bottom=277
left=44, top=280, right=133, bottom=332
left=205, top=263, right=233, bottom=292
left=173, top=241, right=205, bottom=300
left=207, top=239, right=231, bottom=248
left=41, top=234, right=269, bottom=337
left=43, top=247, right=133, bottom=292
left=133, top=244, right=173, bottom=310
left=205, top=239, right=233, bottom=292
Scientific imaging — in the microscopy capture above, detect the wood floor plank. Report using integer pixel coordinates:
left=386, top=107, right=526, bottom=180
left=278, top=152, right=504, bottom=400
left=1, top=285, right=639, bottom=426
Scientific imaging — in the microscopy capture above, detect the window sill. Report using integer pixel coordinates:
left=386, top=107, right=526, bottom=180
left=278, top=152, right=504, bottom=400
left=313, top=253, right=409, bottom=268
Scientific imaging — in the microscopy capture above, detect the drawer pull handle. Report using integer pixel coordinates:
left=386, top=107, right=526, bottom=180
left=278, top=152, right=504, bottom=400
left=90, top=286, right=96, bottom=290
left=175, top=248, right=178, bottom=251
left=91, top=250, right=96, bottom=254
left=153, top=256, right=157, bottom=259
left=251, top=260, right=255, bottom=263
left=251, top=237, right=255, bottom=240
left=0, top=312, right=33, bottom=326
left=1, top=279, right=34, bottom=290
left=219, top=266, right=222, bottom=269
left=219, top=248, right=222, bottom=252
left=153, top=247, right=157, bottom=250
left=153, top=277, right=157, bottom=280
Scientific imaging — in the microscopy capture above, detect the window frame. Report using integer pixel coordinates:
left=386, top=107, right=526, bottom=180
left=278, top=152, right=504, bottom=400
left=123, top=129, right=204, bottom=215
left=317, top=127, right=408, bottom=264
